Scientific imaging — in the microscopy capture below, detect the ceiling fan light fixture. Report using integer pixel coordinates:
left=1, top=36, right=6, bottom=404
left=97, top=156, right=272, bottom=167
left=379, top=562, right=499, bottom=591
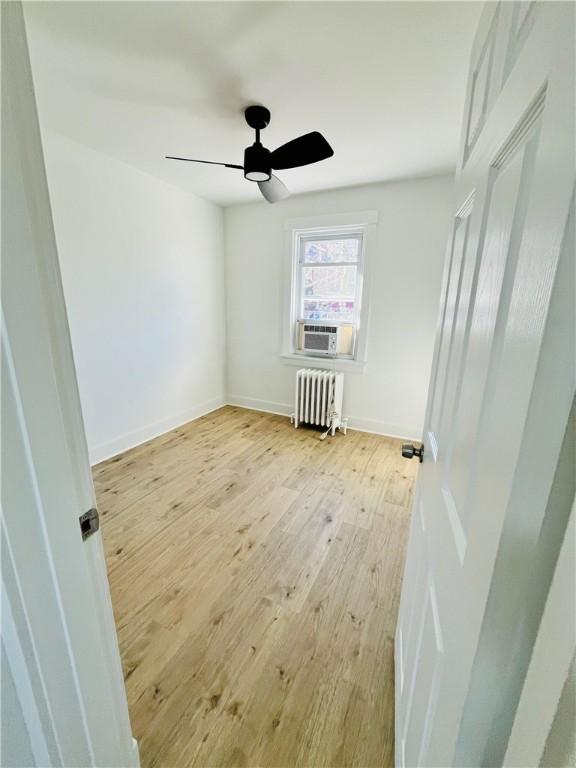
left=245, top=170, right=271, bottom=182
left=166, top=104, right=334, bottom=203
left=243, top=143, right=271, bottom=183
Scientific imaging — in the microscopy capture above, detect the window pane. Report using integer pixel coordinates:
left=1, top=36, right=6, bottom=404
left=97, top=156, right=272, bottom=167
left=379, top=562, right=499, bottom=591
left=303, top=300, right=355, bottom=322
left=303, top=237, right=360, bottom=263
left=302, top=265, right=357, bottom=300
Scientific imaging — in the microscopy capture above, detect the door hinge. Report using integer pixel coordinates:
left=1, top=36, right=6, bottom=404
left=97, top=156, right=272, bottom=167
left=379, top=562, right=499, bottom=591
left=79, top=507, right=100, bottom=541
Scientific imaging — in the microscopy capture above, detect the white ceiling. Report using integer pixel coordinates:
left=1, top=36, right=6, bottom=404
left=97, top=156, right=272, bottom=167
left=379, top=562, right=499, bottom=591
left=24, top=1, right=481, bottom=207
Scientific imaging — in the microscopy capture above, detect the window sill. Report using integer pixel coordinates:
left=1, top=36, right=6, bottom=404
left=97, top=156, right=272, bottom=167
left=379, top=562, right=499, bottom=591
left=280, top=353, right=366, bottom=373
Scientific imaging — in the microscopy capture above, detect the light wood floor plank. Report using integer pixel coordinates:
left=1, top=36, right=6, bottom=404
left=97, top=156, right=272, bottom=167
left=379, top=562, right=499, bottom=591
left=95, top=406, right=416, bottom=768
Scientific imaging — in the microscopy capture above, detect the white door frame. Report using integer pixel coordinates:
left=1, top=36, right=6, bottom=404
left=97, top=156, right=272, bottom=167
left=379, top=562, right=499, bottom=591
left=1, top=3, right=138, bottom=765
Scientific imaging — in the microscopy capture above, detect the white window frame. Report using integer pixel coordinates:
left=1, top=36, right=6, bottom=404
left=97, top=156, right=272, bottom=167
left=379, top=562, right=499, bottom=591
left=281, top=210, right=378, bottom=373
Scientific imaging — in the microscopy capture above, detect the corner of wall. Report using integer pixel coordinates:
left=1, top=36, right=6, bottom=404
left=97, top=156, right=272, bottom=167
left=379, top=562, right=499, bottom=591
left=222, top=205, right=232, bottom=401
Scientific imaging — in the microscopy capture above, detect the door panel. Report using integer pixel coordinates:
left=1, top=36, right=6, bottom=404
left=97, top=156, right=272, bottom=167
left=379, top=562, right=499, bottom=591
left=398, top=500, right=427, bottom=712
left=428, top=212, right=471, bottom=444
left=395, top=3, right=575, bottom=766
left=433, top=212, right=472, bottom=442
left=503, top=2, right=537, bottom=84
left=402, top=583, right=444, bottom=768
left=429, top=195, right=478, bottom=464
left=465, top=7, right=499, bottom=158
left=445, top=119, right=541, bottom=536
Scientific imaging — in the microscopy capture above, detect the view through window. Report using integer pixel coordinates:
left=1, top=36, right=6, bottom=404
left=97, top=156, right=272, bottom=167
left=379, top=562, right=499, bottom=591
left=297, top=233, right=363, bottom=324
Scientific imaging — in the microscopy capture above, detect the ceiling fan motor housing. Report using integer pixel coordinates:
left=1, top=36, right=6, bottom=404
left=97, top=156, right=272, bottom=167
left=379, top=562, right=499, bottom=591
left=244, top=143, right=271, bottom=182
left=244, top=105, right=271, bottom=131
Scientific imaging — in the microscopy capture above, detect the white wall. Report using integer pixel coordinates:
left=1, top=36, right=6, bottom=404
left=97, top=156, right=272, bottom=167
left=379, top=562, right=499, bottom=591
left=42, top=134, right=452, bottom=454
left=43, top=133, right=227, bottom=464
left=224, top=176, right=453, bottom=439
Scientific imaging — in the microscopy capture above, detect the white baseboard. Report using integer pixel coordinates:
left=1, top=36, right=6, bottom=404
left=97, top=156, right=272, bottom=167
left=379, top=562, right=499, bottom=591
left=346, top=416, right=422, bottom=442
left=90, top=394, right=421, bottom=466
left=89, top=396, right=226, bottom=465
left=226, top=395, right=293, bottom=418
left=227, top=395, right=421, bottom=442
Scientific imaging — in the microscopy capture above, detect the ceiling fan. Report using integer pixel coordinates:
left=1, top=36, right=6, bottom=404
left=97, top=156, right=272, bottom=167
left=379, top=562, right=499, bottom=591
left=166, top=105, right=334, bottom=203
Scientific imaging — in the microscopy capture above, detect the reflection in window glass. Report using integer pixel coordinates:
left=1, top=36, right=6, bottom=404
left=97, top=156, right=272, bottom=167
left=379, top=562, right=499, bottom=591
left=298, top=234, right=363, bottom=325
left=303, top=238, right=360, bottom=264
left=303, top=266, right=357, bottom=298
left=303, top=300, right=355, bottom=322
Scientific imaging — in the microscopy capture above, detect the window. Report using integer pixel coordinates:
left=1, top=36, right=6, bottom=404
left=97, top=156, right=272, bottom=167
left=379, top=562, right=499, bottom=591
left=282, top=211, right=377, bottom=371
left=297, top=232, right=363, bottom=326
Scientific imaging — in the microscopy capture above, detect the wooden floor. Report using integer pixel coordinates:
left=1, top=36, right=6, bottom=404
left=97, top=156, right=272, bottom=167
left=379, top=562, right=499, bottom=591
left=94, top=406, right=418, bottom=768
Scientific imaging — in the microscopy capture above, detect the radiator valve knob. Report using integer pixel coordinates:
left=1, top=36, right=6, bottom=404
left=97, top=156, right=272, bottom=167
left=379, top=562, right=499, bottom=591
left=402, top=443, right=424, bottom=462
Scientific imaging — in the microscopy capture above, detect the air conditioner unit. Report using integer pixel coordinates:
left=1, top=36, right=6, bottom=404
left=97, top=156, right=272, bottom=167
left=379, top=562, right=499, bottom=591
left=302, top=324, right=339, bottom=355
left=296, top=321, right=355, bottom=356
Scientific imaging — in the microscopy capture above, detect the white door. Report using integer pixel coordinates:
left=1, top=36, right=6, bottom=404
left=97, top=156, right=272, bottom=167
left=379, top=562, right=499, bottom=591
left=1, top=3, right=137, bottom=766
left=395, top=2, right=575, bottom=767
left=503, top=501, right=575, bottom=768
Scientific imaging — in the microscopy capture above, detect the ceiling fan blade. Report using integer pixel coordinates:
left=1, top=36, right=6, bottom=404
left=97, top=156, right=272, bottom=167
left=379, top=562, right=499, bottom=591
left=270, top=131, right=333, bottom=170
left=165, top=156, right=243, bottom=170
left=258, top=174, right=290, bottom=204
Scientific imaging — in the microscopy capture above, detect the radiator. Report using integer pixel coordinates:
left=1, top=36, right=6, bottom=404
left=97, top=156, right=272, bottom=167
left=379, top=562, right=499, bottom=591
left=292, top=369, right=347, bottom=435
